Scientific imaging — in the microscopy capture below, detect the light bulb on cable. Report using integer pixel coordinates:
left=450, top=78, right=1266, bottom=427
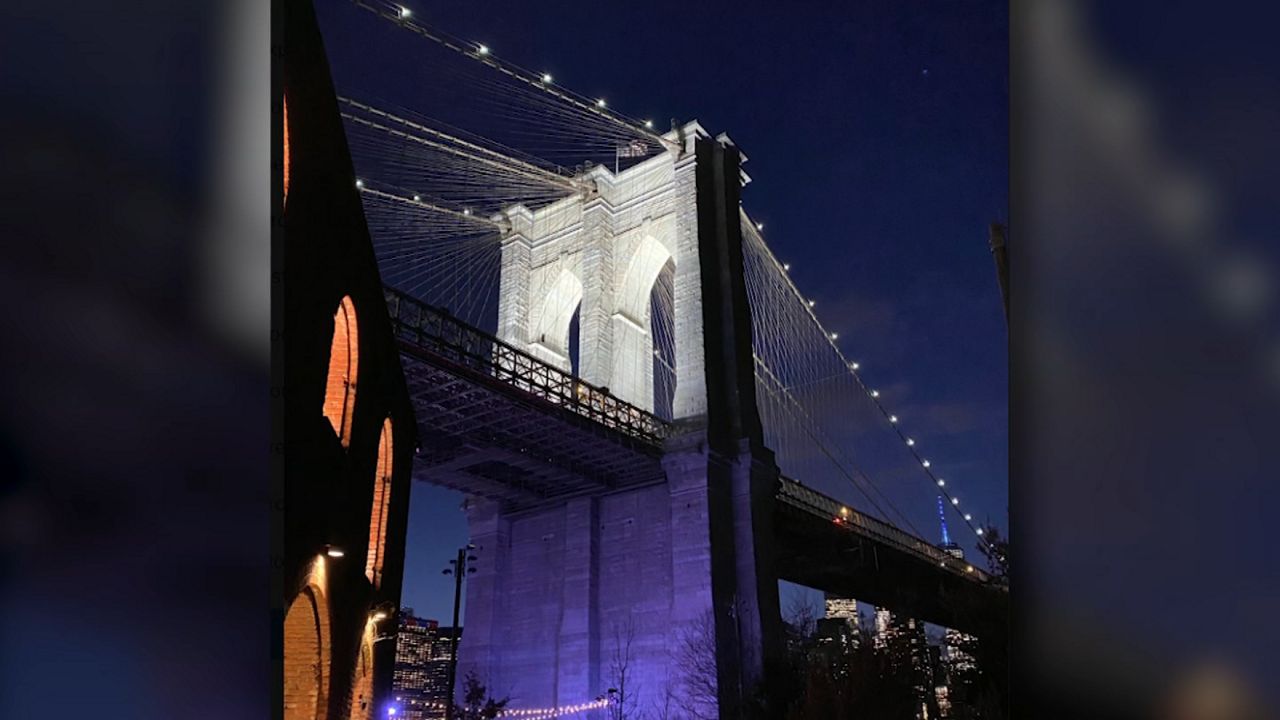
left=542, top=73, right=553, bottom=83
left=477, top=44, right=490, bottom=55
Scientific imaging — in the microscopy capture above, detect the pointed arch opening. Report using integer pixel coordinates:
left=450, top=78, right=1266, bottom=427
left=323, top=296, right=359, bottom=447
left=611, top=236, right=675, bottom=412
left=529, top=269, right=583, bottom=372
left=283, top=95, right=291, bottom=207
left=285, top=579, right=331, bottom=720
left=365, top=417, right=393, bottom=588
left=347, top=623, right=376, bottom=720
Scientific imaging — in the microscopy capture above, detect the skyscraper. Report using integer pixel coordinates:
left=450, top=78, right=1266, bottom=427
left=935, top=500, right=979, bottom=715
left=937, top=495, right=965, bottom=560
left=824, top=595, right=859, bottom=623
left=815, top=594, right=861, bottom=670
left=392, top=609, right=461, bottom=720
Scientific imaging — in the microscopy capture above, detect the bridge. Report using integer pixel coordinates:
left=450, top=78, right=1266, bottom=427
left=315, top=0, right=1008, bottom=716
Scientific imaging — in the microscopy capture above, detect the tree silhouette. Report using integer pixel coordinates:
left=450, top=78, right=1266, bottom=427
left=977, top=524, right=1008, bottom=581
left=454, top=671, right=508, bottom=720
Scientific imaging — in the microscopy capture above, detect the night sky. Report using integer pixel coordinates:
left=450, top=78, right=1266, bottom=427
left=316, top=0, right=1008, bottom=625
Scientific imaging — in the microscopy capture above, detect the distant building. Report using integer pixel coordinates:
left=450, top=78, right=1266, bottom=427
left=874, top=607, right=892, bottom=650
left=824, top=595, right=858, bottom=623
left=392, top=609, right=461, bottom=720
left=875, top=608, right=934, bottom=718
left=814, top=594, right=861, bottom=671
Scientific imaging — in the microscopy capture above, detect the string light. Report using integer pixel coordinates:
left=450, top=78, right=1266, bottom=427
left=355, top=179, right=364, bottom=189
left=850, top=361, right=860, bottom=370
left=644, top=119, right=654, bottom=129
left=412, top=194, right=421, bottom=202
left=951, top=497, right=960, bottom=505
left=477, top=44, right=490, bottom=55
left=906, top=438, right=915, bottom=446
left=829, top=332, right=839, bottom=340
left=870, top=389, right=879, bottom=397
left=783, top=263, right=791, bottom=271
left=976, top=528, right=984, bottom=535
left=541, top=73, right=553, bottom=83
left=398, top=6, right=411, bottom=19
left=808, top=299, right=816, bottom=307
left=937, top=479, right=945, bottom=487
left=756, top=222, right=765, bottom=230
left=921, top=459, right=931, bottom=467
left=964, top=513, right=972, bottom=521
left=596, top=98, right=607, bottom=108
left=889, top=415, right=898, bottom=423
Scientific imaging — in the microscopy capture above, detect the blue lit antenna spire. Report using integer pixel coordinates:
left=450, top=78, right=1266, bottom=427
left=937, top=495, right=952, bottom=547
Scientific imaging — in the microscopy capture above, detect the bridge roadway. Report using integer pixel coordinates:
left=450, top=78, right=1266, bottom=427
left=388, top=286, right=1006, bottom=634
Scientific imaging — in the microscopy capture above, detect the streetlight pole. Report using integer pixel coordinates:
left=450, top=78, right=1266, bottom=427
left=442, top=543, right=476, bottom=720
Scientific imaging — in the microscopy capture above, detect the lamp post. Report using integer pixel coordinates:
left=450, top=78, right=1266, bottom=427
left=442, top=543, right=477, bottom=720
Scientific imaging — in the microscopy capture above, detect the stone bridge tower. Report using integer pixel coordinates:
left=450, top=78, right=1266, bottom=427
left=457, top=123, right=783, bottom=719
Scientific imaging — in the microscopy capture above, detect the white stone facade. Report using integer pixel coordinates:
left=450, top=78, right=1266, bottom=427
left=494, top=123, right=711, bottom=417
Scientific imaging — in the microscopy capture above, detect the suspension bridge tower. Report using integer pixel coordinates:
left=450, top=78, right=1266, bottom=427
left=453, top=124, right=786, bottom=718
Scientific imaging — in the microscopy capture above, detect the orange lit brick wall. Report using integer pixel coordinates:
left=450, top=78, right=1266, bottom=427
left=365, top=418, right=393, bottom=587
left=323, top=296, right=359, bottom=446
left=285, top=571, right=331, bottom=720
left=347, top=624, right=376, bottom=720
left=283, top=96, right=291, bottom=206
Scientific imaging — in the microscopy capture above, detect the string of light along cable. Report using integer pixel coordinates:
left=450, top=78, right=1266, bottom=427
left=393, top=698, right=611, bottom=719
left=350, top=0, right=677, bottom=150
left=742, top=210, right=998, bottom=555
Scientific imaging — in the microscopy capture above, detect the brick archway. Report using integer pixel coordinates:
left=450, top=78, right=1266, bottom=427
left=323, top=296, right=359, bottom=447
left=347, top=624, right=376, bottom=720
left=365, top=417, right=393, bottom=587
left=285, top=582, right=331, bottom=720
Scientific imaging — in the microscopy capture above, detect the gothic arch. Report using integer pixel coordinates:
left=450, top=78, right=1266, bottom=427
left=616, top=235, right=675, bottom=326
left=323, top=295, right=359, bottom=447
left=365, top=417, right=393, bottom=588
left=530, top=269, right=583, bottom=366
left=347, top=624, right=376, bottom=720
left=284, top=579, right=331, bottom=720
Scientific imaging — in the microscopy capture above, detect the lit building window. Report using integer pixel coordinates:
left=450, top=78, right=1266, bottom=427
left=323, top=296, right=359, bottom=447
left=366, top=417, right=393, bottom=587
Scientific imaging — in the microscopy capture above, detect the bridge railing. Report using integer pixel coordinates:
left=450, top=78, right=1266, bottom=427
left=385, top=287, right=670, bottom=446
left=776, top=477, right=993, bottom=584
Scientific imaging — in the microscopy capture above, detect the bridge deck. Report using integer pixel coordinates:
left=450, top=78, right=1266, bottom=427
left=388, top=288, right=668, bottom=508
left=774, top=477, right=1006, bottom=635
left=388, top=287, right=1004, bottom=627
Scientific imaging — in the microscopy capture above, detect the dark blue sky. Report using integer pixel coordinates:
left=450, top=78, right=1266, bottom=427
left=317, top=0, right=1008, bottom=623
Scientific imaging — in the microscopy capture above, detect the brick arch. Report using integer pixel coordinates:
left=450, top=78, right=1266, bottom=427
left=347, top=623, right=376, bottom=720
left=283, top=95, right=291, bottom=207
left=365, top=416, right=393, bottom=587
left=323, top=295, right=359, bottom=447
left=285, top=580, right=331, bottom=720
